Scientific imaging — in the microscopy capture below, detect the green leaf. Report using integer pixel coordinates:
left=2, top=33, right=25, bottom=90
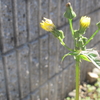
left=81, top=49, right=100, bottom=69
left=62, top=53, right=71, bottom=62
left=58, top=30, right=65, bottom=40
left=62, top=52, right=78, bottom=62
left=79, top=54, right=91, bottom=62
left=88, top=53, right=97, bottom=58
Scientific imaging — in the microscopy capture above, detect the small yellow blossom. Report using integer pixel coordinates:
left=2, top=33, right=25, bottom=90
left=80, top=16, right=91, bottom=28
left=40, top=17, right=55, bottom=32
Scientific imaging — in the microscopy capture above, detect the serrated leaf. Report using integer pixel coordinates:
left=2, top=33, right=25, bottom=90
left=79, top=54, right=91, bottom=62
left=81, top=49, right=100, bottom=69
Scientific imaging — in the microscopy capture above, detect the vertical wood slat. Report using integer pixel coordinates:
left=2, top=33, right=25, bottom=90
left=29, top=41, right=39, bottom=92
left=26, top=0, right=30, bottom=42
left=40, top=35, right=49, bottom=85
left=56, top=73, right=63, bottom=100
left=48, top=34, right=57, bottom=78
left=12, top=0, right=18, bottom=48
left=62, top=67, right=70, bottom=99
left=1, top=0, right=14, bottom=53
left=49, top=0, right=59, bottom=26
left=17, top=46, right=30, bottom=99
left=12, top=0, right=28, bottom=47
left=31, top=90, right=40, bottom=100
left=67, top=64, right=75, bottom=93
left=74, top=0, right=81, bottom=17
left=16, top=0, right=27, bottom=46
left=0, top=58, right=7, bottom=100
left=48, top=77, right=57, bottom=100
left=3, top=52, right=19, bottom=100
left=40, top=82, right=49, bottom=100
left=86, top=0, right=94, bottom=14
left=38, top=0, right=41, bottom=99
left=80, top=0, right=87, bottom=16
left=2, top=56, right=9, bottom=100
left=26, top=1, right=32, bottom=100
left=27, top=0, right=39, bottom=41
left=0, top=0, right=4, bottom=53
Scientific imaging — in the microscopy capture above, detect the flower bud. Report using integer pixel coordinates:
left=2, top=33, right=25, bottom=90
left=40, top=17, right=55, bottom=32
left=64, top=2, right=76, bottom=19
left=40, top=18, right=65, bottom=39
left=52, top=29, right=65, bottom=39
left=80, top=16, right=91, bottom=28
left=79, top=16, right=91, bottom=34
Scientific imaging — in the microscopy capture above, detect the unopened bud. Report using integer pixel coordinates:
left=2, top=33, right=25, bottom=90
left=79, top=16, right=91, bottom=34
left=64, top=2, right=76, bottom=19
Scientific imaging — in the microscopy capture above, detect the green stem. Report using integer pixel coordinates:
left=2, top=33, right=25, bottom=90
left=60, top=40, right=73, bottom=52
left=84, top=29, right=100, bottom=46
left=57, top=37, right=73, bottom=51
left=75, top=56, right=80, bottom=100
left=68, top=19, right=74, bottom=37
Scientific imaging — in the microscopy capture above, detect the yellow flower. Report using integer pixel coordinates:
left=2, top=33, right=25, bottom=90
left=80, top=16, right=91, bottom=28
left=40, top=17, right=55, bottom=32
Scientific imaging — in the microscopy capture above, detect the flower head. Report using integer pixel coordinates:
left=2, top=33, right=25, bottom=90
left=40, top=17, right=55, bottom=32
left=80, top=16, right=91, bottom=28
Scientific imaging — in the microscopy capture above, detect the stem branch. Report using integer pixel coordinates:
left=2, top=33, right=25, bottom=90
left=84, top=29, right=100, bottom=46
left=61, top=40, right=73, bottom=52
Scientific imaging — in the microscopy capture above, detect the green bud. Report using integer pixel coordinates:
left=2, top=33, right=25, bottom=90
left=64, top=2, right=76, bottom=19
left=52, top=29, right=65, bottom=40
left=52, top=29, right=59, bottom=38
left=96, top=21, right=100, bottom=29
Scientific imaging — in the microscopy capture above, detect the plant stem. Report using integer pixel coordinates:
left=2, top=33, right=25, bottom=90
left=68, top=19, right=74, bottom=37
left=75, top=56, right=80, bottom=100
left=58, top=37, right=73, bottom=52
left=84, top=29, right=100, bottom=46
left=61, top=41, right=73, bottom=51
